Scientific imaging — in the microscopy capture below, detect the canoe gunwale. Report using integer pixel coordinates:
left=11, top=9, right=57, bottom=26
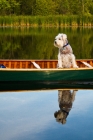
left=0, top=67, right=93, bottom=71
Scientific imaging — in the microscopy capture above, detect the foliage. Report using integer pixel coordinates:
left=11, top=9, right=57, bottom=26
left=33, top=0, right=57, bottom=16
left=0, top=0, right=20, bottom=15
left=0, top=0, right=93, bottom=16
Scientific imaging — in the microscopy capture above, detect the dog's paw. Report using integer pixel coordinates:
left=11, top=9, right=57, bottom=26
left=58, top=67, right=63, bottom=69
left=57, top=64, right=63, bottom=69
left=73, top=65, right=79, bottom=68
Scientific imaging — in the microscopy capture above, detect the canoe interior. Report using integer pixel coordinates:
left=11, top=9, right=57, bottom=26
left=0, top=59, right=93, bottom=69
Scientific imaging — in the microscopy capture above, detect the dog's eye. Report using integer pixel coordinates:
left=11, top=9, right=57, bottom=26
left=59, top=38, right=61, bottom=40
left=59, top=119, right=62, bottom=121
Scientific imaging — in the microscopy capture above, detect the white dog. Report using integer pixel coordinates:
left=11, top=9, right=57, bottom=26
left=54, top=33, right=78, bottom=68
left=54, top=90, right=77, bottom=124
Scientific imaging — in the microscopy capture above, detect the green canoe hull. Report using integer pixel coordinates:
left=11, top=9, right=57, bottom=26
left=0, top=68, right=93, bottom=91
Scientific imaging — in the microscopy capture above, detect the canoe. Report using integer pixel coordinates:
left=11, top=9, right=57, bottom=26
left=0, top=59, right=93, bottom=91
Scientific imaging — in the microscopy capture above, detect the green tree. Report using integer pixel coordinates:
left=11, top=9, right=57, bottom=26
left=34, top=0, right=57, bottom=15
left=0, top=0, right=93, bottom=16
left=57, top=0, right=70, bottom=14
left=8, top=0, right=20, bottom=15
left=0, top=0, right=20, bottom=15
left=68, top=0, right=82, bottom=15
left=89, top=0, right=93, bottom=14
left=69, top=0, right=93, bottom=15
left=0, top=0, right=10, bottom=15
left=81, top=0, right=93, bottom=15
left=17, top=0, right=34, bottom=15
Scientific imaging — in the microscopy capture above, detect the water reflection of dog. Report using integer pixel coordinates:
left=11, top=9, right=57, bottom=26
left=54, top=90, right=77, bottom=124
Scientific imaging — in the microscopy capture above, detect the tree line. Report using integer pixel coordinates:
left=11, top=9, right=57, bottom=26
left=0, top=0, right=93, bottom=16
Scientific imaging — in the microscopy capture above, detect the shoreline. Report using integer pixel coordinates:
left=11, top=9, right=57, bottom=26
left=0, top=15, right=93, bottom=27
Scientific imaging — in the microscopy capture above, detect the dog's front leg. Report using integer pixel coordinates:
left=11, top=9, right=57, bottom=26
left=58, top=90, right=63, bottom=103
left=71, top=54, right=78, bottom=68
left=58, top=52, right=62, bottom=68
left=71, top=90, right=77, bottom=102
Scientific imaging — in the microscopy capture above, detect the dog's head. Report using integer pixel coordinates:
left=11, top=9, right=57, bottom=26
left=54, top=33, right=68, bottom=48
left=54, top=110, right=67, bottom=124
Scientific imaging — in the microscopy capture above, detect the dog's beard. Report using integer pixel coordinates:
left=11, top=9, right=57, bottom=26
left=54, top=40, right=64, bottom=48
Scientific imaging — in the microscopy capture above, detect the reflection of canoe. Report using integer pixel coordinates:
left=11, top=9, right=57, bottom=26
left=0, top=59, right=93, bottom=91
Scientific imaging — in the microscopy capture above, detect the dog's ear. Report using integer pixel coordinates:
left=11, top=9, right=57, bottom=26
left=61, top=34, right=67, bottom=40
left=61, top=34, right=68, bottom=44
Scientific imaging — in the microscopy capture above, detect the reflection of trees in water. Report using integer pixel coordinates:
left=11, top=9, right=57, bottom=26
left=0, top=28, right=93, bottom=59
left=54, top=90, right=77, bottom=125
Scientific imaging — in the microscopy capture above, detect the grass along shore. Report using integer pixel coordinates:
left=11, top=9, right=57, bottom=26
left=0, top=15, right=93, bottom=27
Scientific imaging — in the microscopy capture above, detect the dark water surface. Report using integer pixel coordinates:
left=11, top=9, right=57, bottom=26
left=0, top=90, right=93, bottom=140
left=0, top=27, right=93, bottom=59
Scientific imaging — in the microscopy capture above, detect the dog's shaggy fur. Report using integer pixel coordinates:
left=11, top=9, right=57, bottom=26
left=54, top=90, right=77, bottom=124
left=54, top=33, right=78, bottom=68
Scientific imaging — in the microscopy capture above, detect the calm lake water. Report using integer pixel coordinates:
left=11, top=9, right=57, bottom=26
left=0, top=90, right=93, bottom=140
left=0, top=27, right=93, bottom=59
left=0, top=27, right=93, bottom=140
